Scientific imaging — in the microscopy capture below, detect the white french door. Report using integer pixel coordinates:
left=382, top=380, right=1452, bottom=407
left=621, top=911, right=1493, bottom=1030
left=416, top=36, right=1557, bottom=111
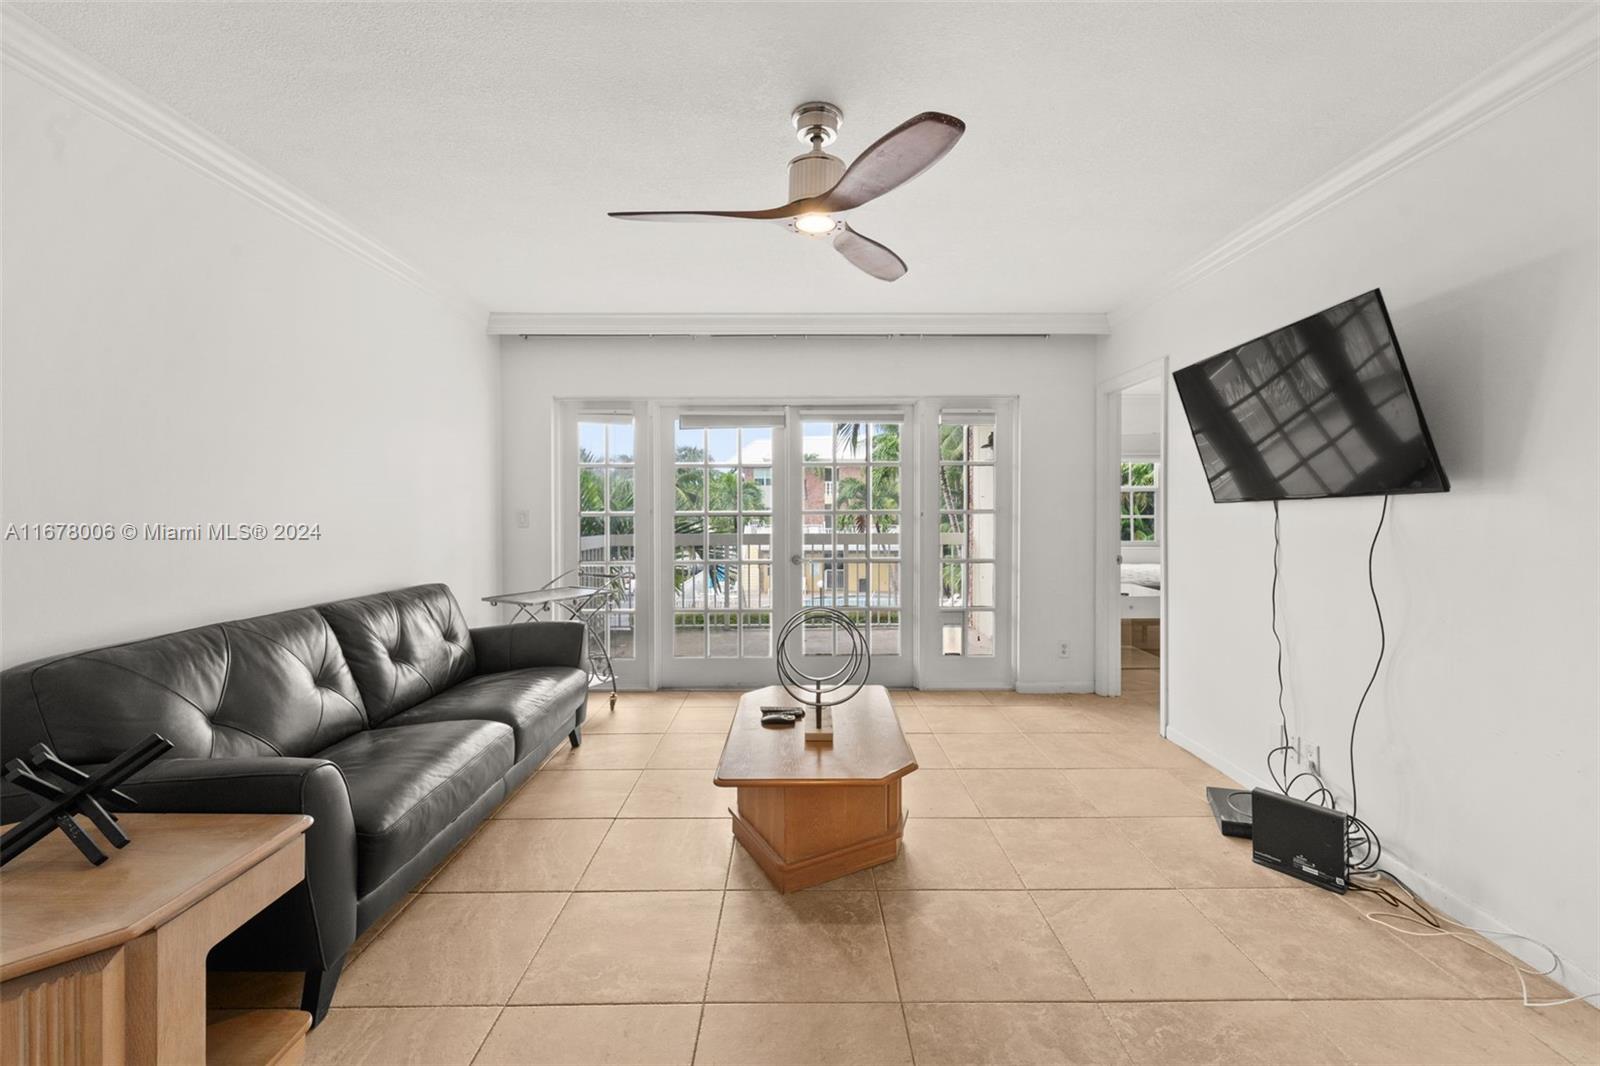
left=658, top=409, right=789, bottom=688
left=916, top=403, right=1015, bottom=689
left=789, top=411, right=914, bottom=688
left=652, top=406, right=915, bottom=689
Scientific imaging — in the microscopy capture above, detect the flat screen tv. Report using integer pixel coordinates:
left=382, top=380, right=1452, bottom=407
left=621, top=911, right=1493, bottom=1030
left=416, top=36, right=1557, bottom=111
left=1172, top=289, right=1449, bottom=503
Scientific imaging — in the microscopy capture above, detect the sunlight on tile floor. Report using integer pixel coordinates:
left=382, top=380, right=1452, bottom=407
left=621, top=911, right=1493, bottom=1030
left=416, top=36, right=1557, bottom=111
left=210, top=689, right=1600, bottom=1066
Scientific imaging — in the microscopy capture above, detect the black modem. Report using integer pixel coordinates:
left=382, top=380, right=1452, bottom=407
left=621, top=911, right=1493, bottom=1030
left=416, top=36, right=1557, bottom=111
left=1250, top=788, right=1349, bottom=893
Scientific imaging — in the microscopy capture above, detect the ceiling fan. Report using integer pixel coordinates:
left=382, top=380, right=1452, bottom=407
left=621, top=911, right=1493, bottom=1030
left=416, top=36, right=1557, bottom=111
left=608, top=102, right=965, bottom=282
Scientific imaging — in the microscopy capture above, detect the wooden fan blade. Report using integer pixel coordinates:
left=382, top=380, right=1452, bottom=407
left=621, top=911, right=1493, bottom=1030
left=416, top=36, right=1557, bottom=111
left=833, top=223, right=907, bottom=281
left=608, top=204, right=800, bottom=222
left=818, top=112, right=965, bottom=213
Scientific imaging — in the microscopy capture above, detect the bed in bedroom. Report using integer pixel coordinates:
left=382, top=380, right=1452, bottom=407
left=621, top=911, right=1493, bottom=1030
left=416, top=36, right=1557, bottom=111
left=1120, top=562, right=1161, bottom=618
left=1120, top=562, right=1161, bottom=654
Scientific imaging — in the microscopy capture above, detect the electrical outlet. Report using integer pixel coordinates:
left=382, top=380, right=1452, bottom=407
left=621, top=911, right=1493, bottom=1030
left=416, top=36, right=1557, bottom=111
left=1308, top=744, right=1321, bottom=776
left=1058, top=641, right=1071, bottom=659
left=514, top=509, right=531, bottom=529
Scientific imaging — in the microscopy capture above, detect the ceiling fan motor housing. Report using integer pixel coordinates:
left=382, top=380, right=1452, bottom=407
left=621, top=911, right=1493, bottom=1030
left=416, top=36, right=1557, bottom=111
left=788, top=148, right=845, bottom=203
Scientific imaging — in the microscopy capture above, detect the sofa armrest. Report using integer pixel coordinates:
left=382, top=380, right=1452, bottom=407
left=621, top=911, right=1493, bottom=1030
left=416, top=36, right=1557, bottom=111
left=471, top=621, right=586, bottom=673
left=123, top=757, right=357, bottom=968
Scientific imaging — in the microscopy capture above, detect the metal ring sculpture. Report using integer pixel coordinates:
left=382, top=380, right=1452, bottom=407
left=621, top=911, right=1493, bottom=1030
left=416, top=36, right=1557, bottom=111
left=776, top=607, right=872, bottom=709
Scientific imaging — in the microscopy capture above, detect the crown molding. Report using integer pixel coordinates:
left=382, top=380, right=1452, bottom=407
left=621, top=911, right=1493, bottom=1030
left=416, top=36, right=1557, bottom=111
left=1, top=8, right=483, bottom=323
left=1111, top=6, right=1599, bottom=327
left=486, top=312, right=1110, bottom=337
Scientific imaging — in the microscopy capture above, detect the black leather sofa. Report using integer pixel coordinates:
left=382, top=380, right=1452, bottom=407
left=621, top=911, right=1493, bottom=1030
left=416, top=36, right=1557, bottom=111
left=0, top=583, right=588, bottom=1024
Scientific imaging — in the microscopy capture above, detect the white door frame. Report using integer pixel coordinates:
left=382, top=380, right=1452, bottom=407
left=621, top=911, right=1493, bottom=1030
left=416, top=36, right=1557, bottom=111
left=1094, top=359, right=1169, bottom=733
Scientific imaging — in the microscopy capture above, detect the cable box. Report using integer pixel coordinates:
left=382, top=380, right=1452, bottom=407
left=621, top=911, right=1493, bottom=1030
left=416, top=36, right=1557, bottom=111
left=1250, top=788, right=1349, bottom=893
left=1205, top=786, right=1253, bottom=838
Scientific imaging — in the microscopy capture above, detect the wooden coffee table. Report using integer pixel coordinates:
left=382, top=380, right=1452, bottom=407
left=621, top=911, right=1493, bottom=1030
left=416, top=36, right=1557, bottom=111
left=714, top=685, right=917, bottom=892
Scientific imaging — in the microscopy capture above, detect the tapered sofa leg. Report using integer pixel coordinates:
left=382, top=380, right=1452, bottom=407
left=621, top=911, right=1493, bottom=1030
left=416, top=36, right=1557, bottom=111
left=569, top=726, right=582, bottom=748
left=302, top=955, right=345, bottom=1028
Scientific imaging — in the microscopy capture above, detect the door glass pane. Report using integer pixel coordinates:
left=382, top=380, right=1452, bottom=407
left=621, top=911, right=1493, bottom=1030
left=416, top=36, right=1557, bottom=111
left=675, top=613, right=706, bottom=657
left=935, top=414, right=999, bottom=659
left=708, top=612, right=739, bottom=658
left=969, top=563, right=996, bottom=608
left=740, top=564, right=772, bottom=608
left=871, top=610, right=900, bottom=655
left=745, top=513, right=773, bottom=559
left=708, top=467, right=738, bottom=511
left=671, top=419, right=777, bottom=660
left=800, top=419, right=903, bottom=656
left=941, top=562, right=965, bottom=606
left=968, top=610, right=996, bottom=657
left=706, top=428, right=738, bottom=464
left=675, top=466, right=704, bottom=508
left=576, top=419, right=635, bottom=659
left=968, top=424, right=997, bottom=462
left=742, top=615, right=771, bottom=657
left=967, top=513, right=996, bottom=559
left=608, top=468, right=634, bottom=511
left=804, top=613, right=833, bottom=654
left=968, top=465, right=997, bottom=509
left=608, top=424, right=635, bottom=462
left=579, top=422, right=606, bottom=460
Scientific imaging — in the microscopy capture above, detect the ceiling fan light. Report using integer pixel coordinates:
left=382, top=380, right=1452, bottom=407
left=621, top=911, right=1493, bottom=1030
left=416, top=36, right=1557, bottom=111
left=795, top=212, right=837, bottom=236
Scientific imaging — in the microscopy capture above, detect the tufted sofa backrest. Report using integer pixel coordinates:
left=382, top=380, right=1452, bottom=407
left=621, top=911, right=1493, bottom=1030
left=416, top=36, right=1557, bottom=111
left=0, top=607, right=369, bottom=766
left=316, top=584, right=476, bottom=725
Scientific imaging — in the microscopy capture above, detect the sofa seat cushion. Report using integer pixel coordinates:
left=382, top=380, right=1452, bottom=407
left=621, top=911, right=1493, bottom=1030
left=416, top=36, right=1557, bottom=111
left=317, top=720, right=513, bottom=897
left=381, top=667, right=588, bottom=763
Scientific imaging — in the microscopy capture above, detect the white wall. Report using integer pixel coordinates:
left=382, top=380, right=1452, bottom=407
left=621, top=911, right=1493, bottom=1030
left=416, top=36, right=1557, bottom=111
left=500, top=335, right=1098, bottom=690
left=1, top=67, right=501, bottom=666
left=1120, top=393, right=1162, bottom=456
left=1098, top=68, right=1599, bottom=988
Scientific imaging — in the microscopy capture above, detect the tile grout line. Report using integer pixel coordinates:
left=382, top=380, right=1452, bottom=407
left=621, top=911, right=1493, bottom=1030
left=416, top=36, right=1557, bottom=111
left=1093, top=998, right=1140, bottom=1065
left=870, top=870, right=918, bottom=1065
left=479, top=734, right=630, bottom=1032
left=691, top=883, right=732, bottom=1065
left=1169, top=885, right=1290, bottom=1000
left=468, top=888, right=572, bottom=1066
left=310, top=993, right=1554, bottom=1010
left=1018, top=883, right=1096, bottom=1005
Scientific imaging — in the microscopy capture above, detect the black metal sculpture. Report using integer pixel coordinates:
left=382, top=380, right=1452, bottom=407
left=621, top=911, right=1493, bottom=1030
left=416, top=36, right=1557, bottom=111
left=1, top=734, right=172, bottom=867
left=776, top=607, right=872, bottom=743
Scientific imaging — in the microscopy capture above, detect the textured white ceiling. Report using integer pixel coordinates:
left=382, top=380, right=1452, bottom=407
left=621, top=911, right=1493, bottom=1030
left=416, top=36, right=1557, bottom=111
left=18, top=2, right=1579, bottom=314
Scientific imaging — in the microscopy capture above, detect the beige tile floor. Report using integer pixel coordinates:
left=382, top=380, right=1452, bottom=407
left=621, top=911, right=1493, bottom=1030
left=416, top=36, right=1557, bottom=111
left=212, top=685, right=1599, bottom=1066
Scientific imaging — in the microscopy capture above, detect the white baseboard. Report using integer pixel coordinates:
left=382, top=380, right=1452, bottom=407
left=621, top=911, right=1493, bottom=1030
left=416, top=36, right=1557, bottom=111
left=1015, top=681, right=1095, bottom=694
left=1164, top=726, right=1600, bottom=1000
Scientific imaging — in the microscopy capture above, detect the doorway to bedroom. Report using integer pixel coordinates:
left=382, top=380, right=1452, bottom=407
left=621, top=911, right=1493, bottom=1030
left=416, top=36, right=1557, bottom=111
left=1117, top=379, right=1163, bottom=702
left=1096, top=358, right=1167, bottom=728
